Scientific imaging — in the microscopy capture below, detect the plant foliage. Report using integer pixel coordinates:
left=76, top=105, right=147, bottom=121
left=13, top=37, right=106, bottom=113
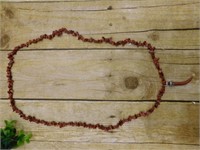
left=1, top=120, right=32, bottom=149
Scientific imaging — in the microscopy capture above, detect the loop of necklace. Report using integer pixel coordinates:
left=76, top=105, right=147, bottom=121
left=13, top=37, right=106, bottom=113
left=7, top=27, right=193, bottom=132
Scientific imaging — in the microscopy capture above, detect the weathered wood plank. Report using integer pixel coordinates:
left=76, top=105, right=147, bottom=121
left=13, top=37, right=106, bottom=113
left=16, top=141, right=200, bottom=150
left=1, top=30, right=199, bottom=50
left=0, top=50, right=199, bottom=100
left=1, top=1, right=199, bottom=49
left=0, top=0, right=199, bottom=149
left=0, top=100, right=199, bottom=144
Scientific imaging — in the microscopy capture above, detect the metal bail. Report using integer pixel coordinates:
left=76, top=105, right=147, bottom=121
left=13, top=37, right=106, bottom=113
left=166, top=81, right=174, bottom=87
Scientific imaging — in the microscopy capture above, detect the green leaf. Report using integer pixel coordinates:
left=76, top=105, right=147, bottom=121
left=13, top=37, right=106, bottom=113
left=24, top=133, right=32, bottom=143
left=4, top=120, right=16, bottom=130
left=17, top=139, right=25, bottom=147
left=4, top=120, right=8, bottom=125
left=19, top=130, right=25, bottom=135
left=2, top=129, right=8, bottom=136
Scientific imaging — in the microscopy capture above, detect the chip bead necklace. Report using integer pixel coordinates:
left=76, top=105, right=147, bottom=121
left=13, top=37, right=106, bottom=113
left=7, top=27, right=193, bottom=132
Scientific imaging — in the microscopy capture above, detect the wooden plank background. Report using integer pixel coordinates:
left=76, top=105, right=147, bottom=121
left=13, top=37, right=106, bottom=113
left=0, top=0, right=199, bottom=149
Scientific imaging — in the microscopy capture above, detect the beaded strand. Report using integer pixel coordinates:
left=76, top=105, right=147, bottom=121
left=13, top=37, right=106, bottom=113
left=7, top=27, right=193, bottom=132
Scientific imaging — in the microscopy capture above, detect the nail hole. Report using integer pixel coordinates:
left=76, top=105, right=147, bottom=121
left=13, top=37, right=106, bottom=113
left=109, top=115, right=116, bottom=118
left=107, top=6, right=113, bottom=10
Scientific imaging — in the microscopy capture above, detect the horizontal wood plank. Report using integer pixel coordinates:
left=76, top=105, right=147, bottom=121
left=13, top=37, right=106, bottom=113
left=16, top=141, right=200, bottom=150
left=0, top=50, right=199, bottom=100
left=0, top=100, right=199, bottom=145
left=1, top=0, right=199, bottom=50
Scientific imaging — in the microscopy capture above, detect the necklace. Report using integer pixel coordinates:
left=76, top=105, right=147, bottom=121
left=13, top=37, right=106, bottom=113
left=7, top=27, right=193, bottom=132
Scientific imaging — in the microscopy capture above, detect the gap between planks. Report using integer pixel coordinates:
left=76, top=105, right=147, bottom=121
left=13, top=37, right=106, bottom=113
left=1, top=48, right=200, bottom=51
left=0, top=98, right=199, bottom=103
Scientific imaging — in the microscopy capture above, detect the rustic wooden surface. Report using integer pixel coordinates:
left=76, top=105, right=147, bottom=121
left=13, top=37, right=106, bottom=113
left=0, top=0, right=199, bottom=149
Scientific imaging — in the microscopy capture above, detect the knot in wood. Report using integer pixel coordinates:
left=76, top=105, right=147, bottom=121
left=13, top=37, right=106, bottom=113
left=124, top=76, right=139, bottom=89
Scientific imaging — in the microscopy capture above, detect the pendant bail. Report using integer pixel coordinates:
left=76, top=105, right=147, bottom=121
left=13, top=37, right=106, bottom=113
left=166, top=81, right=174, bottom=87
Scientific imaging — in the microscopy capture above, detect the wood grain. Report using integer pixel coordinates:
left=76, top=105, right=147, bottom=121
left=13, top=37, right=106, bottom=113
left=0, top=0, right=199, bottom=50
left=0, top=50, right=199, bottom=100
left=0, top=100, right=199, bottom=145
left=16, top=141, right=200, bottom=150
left=0, top=0, right=199, bottom=149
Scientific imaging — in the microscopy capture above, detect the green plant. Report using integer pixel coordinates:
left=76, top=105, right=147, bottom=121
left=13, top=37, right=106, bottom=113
left=1, top=120, right=32, bottom=149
